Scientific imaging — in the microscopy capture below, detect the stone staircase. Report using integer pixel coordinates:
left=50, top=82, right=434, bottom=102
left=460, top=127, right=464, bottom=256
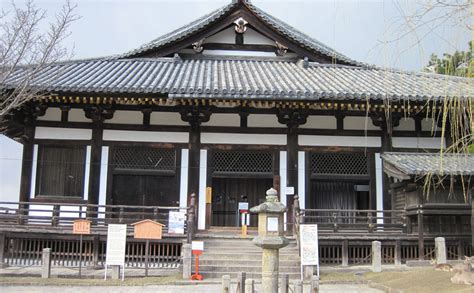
left=192, top=237, right=301, bottom=279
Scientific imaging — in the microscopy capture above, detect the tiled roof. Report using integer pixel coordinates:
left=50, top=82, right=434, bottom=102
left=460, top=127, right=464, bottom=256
left=4, top=56, right=473, bottom=101
left=381, top=152, right=474, bottom=178
left=122, top=2, right=237, bottom=58
left=122, top=1, right=360, bottom=65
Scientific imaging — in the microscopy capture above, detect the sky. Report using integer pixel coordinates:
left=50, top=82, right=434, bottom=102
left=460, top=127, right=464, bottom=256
left=1, top=0, right=470, bottom=70
left=0, top=0, right=471, bottom=201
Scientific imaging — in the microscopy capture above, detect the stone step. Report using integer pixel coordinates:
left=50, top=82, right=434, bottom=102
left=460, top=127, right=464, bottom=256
left=199, top=271, right=301, bottom=279
left=197, top=264, right=300, bottom=273
left=194, top=259, right=300, bottom=266
left=197, top=252, right=299, bottom=260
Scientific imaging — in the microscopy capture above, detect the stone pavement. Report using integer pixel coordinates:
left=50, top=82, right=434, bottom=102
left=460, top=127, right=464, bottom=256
left=0, top=284, right=383, bottom=293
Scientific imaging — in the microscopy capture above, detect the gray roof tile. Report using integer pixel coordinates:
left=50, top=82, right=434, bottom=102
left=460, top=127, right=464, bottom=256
left=381, top=152, right=474, bottom=177
left=4, top=56, right=474, bottom=101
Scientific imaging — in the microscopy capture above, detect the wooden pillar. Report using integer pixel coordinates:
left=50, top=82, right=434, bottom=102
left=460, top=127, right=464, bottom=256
left=371, top=113, right=400, bottom=212
left=17, top=105, right=46, bottom=215
left=18, top=122, right=35, bottom=204
left=180, top=107, right=211, bottom=228
left=277, top=109, right=307, bottom=234
left=84, top=107, right=114, bottom=218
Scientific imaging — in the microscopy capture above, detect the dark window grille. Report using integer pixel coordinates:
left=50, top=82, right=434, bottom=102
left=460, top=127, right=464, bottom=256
left=213, top=151, right=273, bottom=174
left=311, top=153, right=368, bottom=176
left=36, top=145, right=86, bottom=197
left=114, top=147, right=176, bottom=172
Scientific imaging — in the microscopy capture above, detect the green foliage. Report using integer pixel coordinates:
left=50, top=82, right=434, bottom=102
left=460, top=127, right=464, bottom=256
left=424, top=41, right=473, bottom=77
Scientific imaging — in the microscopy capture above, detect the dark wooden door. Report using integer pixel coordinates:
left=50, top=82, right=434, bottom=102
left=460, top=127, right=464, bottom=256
left=112, top=174, right=178, bottom=220
left=211, top=177, right=272, bottom=227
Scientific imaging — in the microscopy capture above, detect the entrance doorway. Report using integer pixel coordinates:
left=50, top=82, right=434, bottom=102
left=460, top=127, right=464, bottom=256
left=112, top=174, right=178, bottom=207
left=108, top=146, right=181, bottom=219
left=211, top=177, right=272, bottom=227
left=209, top=150, right=277, bottom=227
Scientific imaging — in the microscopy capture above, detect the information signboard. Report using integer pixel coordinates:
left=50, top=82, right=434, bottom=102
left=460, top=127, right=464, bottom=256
left=168, top=211, right=186, bottom=234
left=106, top=224, right=127, bottom=266
left=299, top=224, right=319, bottom=277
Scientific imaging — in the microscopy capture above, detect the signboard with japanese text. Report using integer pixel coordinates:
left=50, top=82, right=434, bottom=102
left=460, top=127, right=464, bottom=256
left=73, top=219, right=91, bottom=235
left=105, top=224, right=127, bottom=266
left=168, top=211, right=186, bottom=234
left=300, top=224, right=320, bottom=276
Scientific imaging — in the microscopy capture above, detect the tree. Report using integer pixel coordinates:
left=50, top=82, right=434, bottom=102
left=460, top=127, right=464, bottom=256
left=0, top=0, right=77, bottom=117
left=424, top=41, right=473, bottom=77
left=391, top=0, right=473, bottom=251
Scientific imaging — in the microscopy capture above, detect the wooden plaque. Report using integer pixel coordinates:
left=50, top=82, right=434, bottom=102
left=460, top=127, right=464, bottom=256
left=73, top=219, right=91, bottom=235
left=132, top=219, right=165, bottom=240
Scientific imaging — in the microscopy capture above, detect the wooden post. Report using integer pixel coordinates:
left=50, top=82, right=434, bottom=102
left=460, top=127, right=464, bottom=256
left=92, top=235, right=100, bottom=268
left=0, top=233, right=6, bottom=268
left=144, top=239, right=150, bottom=277
left=187, top=193, right=196, bottom=243
left=238, top=271, right=246, bottom=293
left=311, top=275, right=319, bottom=293
left=280, top=274, right=289, bottom=293
left=41, top=248, right=51, bottom=279
left=457, top=240, right=464, bottom=261
left=84, top=106, right=113, bottom=219
left=294, top=280, right=303, bottom=293
left=417, top=205, right=424, bottom=261
left=222, top=275, right=231, bottom=293
left=394, top=239, right=402, bottom=266
left=180, top=107, right=211, bottom=229
left=51, top=204, right=60, bottom=226
left=342, top=239, right=349, bottom=267
left=293, top=195, right=300, bottom=237
left=286, top=124, right=298, bottom=234
left=245, top=279, right=254, bottom=293
left=18, top=121, right=36, bottom=222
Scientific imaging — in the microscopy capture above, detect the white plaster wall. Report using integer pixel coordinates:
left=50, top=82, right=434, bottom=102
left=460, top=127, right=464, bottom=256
left=204, top=27, right=235, bottom=43
left=198, top=149, right=207, bottom=230
left=375, top=153, right=383, bottom=225
left=103, top=130, right=189, bottom=143
left=421, top=118, right=438, bottom=132
left=299, top=135, right=381, bottom=147
left=150, top=112, right=187, bottom=126
left=83, top=146, right=91, bottom=201
left=98, top=146, right=109, bottom=219
left=243, top=27, right=275, bottom=45
left=0, top=135, right=22, bottom=205
left=344, top=116, right=379, bottom=131
left=394, top=118, right=415, bottom=131
left=300, top=116, right=337, bottom=129
left=35, top=127, right=92, bottom=140
left=37, top=108, right=61, bottom=121
left=279, top=151, right=287, bottom=228
left=68, top=109, right=90, bottom=122
left=392, top=137, right=445, bottom=149
left=179, top=149, right=189, bottom=208
left=298, top=151, right=305, bottom=209
left=248, top=114, right=284, bottom=128
left=29, top=204, right=52, bottom=218
left=201, top=133, right=286, bottom=145
left=202, top=50, right=282, bottom=57
left=107, top=110, right=142, bottom=124
left=29, top=145, right=38, bottom=198
left=202, top=114, right=240, bottom=127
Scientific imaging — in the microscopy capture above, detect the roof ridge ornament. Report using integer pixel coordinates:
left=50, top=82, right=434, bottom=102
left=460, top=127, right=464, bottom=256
left=173, top=53, right=182, bottom=63
left=192, top=38, right=205, bottom=53
left=296, top=57, right=309, bottom=68
left=275, top=41, right=288, bottom=56
left=234, top=17, right=248, bottom=34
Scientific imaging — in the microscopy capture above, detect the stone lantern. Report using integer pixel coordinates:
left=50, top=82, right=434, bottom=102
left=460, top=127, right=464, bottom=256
left=250, top=187, right=289, bottom=293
